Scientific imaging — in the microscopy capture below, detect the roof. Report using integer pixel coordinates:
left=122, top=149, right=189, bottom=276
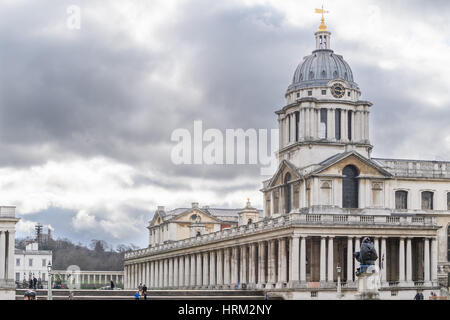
left=287, top=49, right=359, bottom=93
left=372, top=158, right=450, bottom=179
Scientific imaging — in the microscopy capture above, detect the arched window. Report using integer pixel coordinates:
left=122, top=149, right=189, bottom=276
left=284, top=173, right=291, bottom=213
left=196, top=231, right=201, bottom=237
left=421, top=191, right=434, bottom=210
left=342, top=165, right=358, bottom=208
left=395, top=191, right=408, bottom=210
left=247, top=219, right=253, bottom=225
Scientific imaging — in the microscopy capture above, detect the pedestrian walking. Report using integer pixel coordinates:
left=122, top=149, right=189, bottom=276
left=142, top=284, right=148, bottom=300
left=110, top=280, right=115, bottom=290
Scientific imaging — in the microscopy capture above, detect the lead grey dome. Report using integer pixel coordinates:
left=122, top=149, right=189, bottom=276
left=287, top=49, right=358, bottom=93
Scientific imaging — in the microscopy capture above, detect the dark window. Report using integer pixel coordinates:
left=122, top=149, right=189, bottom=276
left=320, top=108, right=327, bottom=139
left=335, top=109, right=341, bottom=140
left=348, top=91, right=350, bottom=97
left=421, top=191, right=434, bottom=210
left=447, top=192, right=450, bottom=210
left=296, top=92, right=300, bottom=98
left=395, top=191, right=408, bottom=210
left=247, top=219, right=253, bottom=225
left=295, top=111, right=300, bottom=142
left=347, top=111, right=352, bottom=141
left=308, top=91, right=312, bottom=96
left=284, top=173, right=291, bottom=214
left=342, top=165, right=358, bottom=208
left=322, top=90, right=326, bottom=95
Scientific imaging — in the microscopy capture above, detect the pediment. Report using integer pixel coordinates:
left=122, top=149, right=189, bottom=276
left=314, top=151, right=392, bottom=178
left=172, top=208, right=222, bottom=224
left=266, top=159, right=300, bottom=188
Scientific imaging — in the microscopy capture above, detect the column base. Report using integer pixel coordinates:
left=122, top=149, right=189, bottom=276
left=275, top=282, right=287, bottom=289
left=265, top=283, right=275, bottom=289
left=256, top=283, right=265, bottom=289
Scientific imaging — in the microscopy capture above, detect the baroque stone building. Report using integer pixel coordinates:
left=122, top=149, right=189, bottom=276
left=124, top=17, right=450, bottom=299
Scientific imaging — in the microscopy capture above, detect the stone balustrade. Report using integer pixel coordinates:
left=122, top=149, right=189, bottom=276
left=124, top=212, right=437, bottom=260
left=0, top=206, right=16, bottom=218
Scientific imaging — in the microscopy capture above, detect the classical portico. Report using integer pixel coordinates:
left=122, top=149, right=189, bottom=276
left=0, top=206, right=19, bottom=300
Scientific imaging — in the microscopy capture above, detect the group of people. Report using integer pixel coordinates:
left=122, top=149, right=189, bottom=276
left=414, top=291, right=439, bottom=300
left=134, top=283, right=148, bottom=300
left=24, top=276, right=42, bottom=289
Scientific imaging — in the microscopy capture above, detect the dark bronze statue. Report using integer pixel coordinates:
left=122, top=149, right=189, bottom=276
left=354, top=237, right=378, bottom=276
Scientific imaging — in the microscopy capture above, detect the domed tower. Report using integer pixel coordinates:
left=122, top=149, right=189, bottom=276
left=277, top=14, right=373, bottom=169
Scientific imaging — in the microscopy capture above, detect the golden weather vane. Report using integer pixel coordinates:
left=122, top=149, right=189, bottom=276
left=315, top=5, right=329, bottom=31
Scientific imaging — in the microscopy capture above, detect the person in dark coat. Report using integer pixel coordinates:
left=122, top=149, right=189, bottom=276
left=29, top=278, right=33, bottom=289
left=33, top=277, right=38, bottom=289
left=142, top=284, right=148, bottom=300
left=110, top=280, right=115, bottom=290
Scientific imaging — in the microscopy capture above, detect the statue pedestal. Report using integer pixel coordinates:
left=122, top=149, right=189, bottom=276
left=355, top=265, right=381, bottom=300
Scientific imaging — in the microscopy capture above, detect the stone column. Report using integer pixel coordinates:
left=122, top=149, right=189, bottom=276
left=168, top=258, right=174, bottom=287
left=164, top=259, right=169, bottom=288
left=231, top=247, right=238, bottom=287
left=290, top=235, right=300, bottom=287
left=299, top=108, right=305, bottom=140
left=150, top=261, right=155, bottom=288
left=190, top=254, right=196, bottom=288
left=277, top=238, right=287, bottom=287
left=184, top=255, right=190, bottom=287
left=424, top=238, right=430, bottom=283
left=305, top=108, right=310, bottom=139
left=347, top=237, right=353, bottom=283
left=327, top=236, right=334, bottom=283
left=258, top=242, right=266, bottom=288
left=316, top=109, right=321, bottom=139
left=209, top=251, right=216, bottom=287
left=406, top=238, right=413, bottom=285
left=154, top=262, right=159, bottom=288
left=1, top=231, right=7, bottom=279
left=374, top=238, right=380, bottom=268
left=300, top=236, right=306, bottom=283
left=173, top=257, right=179, bottom=287
left=431, top=237, right=438, bottom=283
left=267, top=240, right=276, bottom=288
left=399, top=238, right=405, bottom=283
left=381, top=237, right=387, bottom=284
left=354, top=238, right=360, bottom=272
left=7, top=231, right=15, bottom=281
left=217, top=249, right=224, bottom=287
left=320, top=237, right=327, bottom=283
left=241, top=246, right=247, bottom=285
left=196, top=253, right=202, bottom=287
left=202, top=252, right=209, bottom=287
left=249, top=243, right=257, bottom=287
left=178, top=256, right=184, bottom=288
left=224, top=248, right=231, bottom=287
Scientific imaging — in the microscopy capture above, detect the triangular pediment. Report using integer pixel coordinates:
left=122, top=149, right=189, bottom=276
left=149, top=210, right=165, bottom=227
left=172, top=208, right=222, bottom=224
left=266, top=159, right=301, bottom=189
left=312, top=151, right=393, bottom=177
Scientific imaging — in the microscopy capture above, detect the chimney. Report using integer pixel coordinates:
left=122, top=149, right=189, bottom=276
left=192, top=202, right=199, bottom=209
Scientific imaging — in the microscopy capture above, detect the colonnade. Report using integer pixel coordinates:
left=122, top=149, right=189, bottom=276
left=124, top=235, right=438, bottom=290
left=280, top=107, right=370, bottom=147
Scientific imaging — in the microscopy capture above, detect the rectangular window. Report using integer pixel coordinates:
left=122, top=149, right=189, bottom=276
left=308, top=90, right=312, bottom=96
left=320, top=109, right=327, bottom=139
left=42, top=259, right=46, bottom=267
left=335, top=109, right=341, bottom=140
left=16, top=273, right=20, bottom=282
left=29, top=259, right=33, bottom=267
left=395, top=191, right=408, bottom=210
left=347, top=91, right=351, bottom=97
left=321, top=90, right=326, bottom=95
left=296, top=92, right=300, bottom=98
left=347, top=110, right=352, bottom=141
left=295, top=111, right=300, bottom=141
left=16, top=258, right=20, bottom=266
left=42, top=273, right=46, bottom=282
left=421, top=191, right=434, bottom=210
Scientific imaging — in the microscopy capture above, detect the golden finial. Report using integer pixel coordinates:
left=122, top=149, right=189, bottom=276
left=315, top=5, right=329, bottom=32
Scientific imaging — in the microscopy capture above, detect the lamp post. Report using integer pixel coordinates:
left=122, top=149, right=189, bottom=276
left=47, top=262, right=53, bottom=301
left=336, top=265, right=343, bottom=299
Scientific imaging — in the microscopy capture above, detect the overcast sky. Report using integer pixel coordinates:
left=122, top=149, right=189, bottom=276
left=1, top=0, right=449, bottom=248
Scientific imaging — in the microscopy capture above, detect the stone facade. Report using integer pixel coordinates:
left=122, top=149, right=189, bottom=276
left=0, top=206, right=19, bottom=300
left=123, top=17, right=450, bottom=299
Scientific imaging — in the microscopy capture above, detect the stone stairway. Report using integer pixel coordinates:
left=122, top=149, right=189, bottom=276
left=16, top=289, right=277, bottom=300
